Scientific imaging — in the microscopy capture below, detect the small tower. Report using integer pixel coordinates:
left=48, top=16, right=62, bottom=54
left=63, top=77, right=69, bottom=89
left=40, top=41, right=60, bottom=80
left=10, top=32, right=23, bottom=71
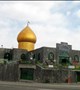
left=17, top=24, right=36, bottom=51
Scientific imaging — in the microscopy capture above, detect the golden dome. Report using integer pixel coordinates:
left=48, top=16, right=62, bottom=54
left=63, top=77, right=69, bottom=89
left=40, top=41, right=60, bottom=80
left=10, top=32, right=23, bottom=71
left=17, top=26, right=36, bottom=43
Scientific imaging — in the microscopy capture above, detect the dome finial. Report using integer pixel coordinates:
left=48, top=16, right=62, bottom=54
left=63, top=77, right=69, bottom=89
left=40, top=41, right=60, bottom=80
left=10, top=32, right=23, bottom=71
left=27, top=21, right=30, bottom=27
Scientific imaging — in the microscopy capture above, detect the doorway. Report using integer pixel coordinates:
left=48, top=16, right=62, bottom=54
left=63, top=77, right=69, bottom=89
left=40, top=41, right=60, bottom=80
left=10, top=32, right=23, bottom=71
left=76, top=72, right=80, bottom=82
left=59, top=56, right=69, bottom=65
left=20, top=68, right=34, bottom=80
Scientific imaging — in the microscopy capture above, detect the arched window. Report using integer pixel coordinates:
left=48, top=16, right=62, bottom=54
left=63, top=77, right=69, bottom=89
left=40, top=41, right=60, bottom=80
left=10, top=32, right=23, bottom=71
left=74, top=55, right=79, bottom=62
left=48, top=52, right=54, bottom=61
left=4, top=52, right=11, bottom=61
left=33, top=54, right=35, bottom=60
left=38, top=53, right=40, bottom=60
left=21, top=54, right=26, bottom=60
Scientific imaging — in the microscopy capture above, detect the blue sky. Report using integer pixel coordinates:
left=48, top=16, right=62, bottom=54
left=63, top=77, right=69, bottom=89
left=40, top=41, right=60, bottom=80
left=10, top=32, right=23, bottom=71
left=0, top=1, right=80, bottom=50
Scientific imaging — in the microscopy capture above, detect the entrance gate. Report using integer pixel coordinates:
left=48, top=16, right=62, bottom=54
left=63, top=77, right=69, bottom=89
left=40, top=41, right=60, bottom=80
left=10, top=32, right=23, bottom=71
left=76, top=72, right=80, bottom=82
left=20, top=68, right=34, bottom=80
left=59, top=56, right=70, bottom=65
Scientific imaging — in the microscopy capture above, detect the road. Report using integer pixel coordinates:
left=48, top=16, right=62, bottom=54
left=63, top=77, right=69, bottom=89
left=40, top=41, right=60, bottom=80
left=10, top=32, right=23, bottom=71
left=0, top=81, right=80, bottom=90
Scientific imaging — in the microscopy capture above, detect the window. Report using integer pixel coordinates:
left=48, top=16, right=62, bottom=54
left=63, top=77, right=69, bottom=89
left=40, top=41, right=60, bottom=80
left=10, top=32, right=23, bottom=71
left=38, top=53, right=40, bottom=60
left=48, top=52, right=54, bottom=60
left=21, top=54, right=26, bottom=60
left=4, top=52, right=12, bottom=61
left=33, top=54, right=35, bottom=60
left=73, top=55, right=79, bottom=63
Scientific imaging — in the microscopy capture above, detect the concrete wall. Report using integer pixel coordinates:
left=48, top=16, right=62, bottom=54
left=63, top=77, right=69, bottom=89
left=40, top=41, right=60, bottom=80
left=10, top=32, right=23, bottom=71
left=35, top=65, right=76, bottom=83
left=0, top=62, right=19, bottom=81
left=29, top=47, right=56, bottom=64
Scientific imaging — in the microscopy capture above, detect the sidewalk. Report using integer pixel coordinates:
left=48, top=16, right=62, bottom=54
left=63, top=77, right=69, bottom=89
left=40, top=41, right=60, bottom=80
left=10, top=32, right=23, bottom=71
left=0, top=81, right=79, bottom=88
